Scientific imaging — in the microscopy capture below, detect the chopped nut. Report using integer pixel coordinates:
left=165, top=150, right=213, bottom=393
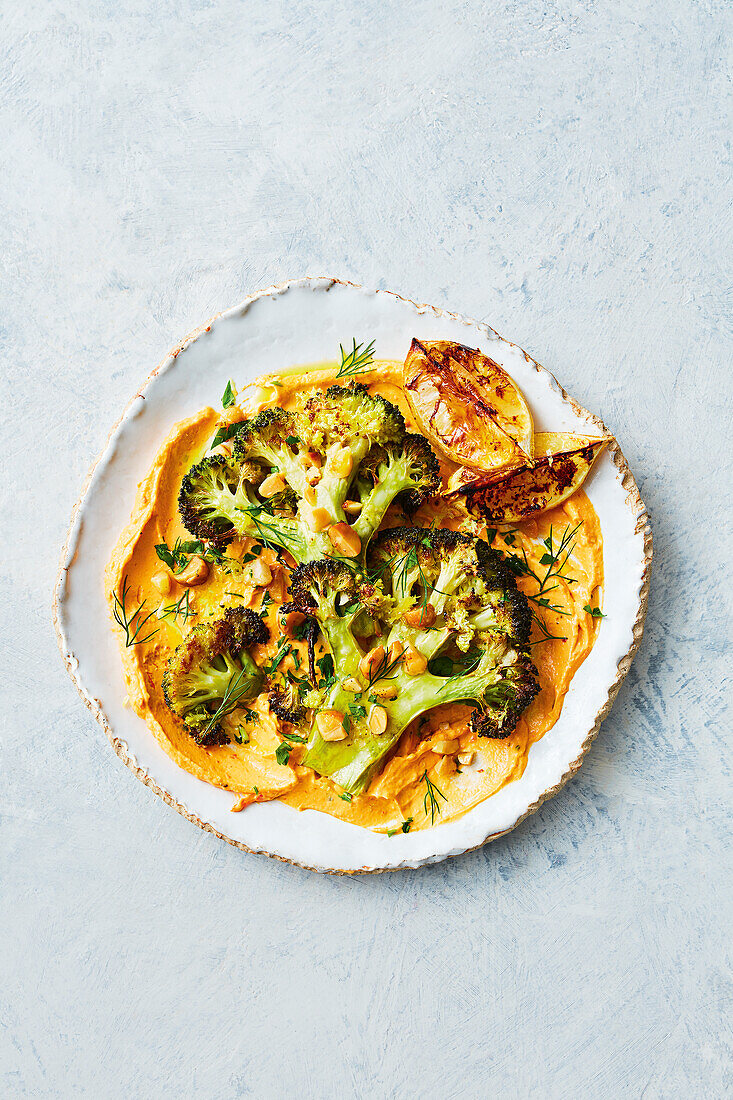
left=435, top=755, right=454, bottom=783
left=306, top=466, right=322, bottom=486
left=343, top=500, right=363, bottom=515
left=433, top=738, right=459, bottom=755
left=268, top=570, right=287, bottom=602
left=306, top=450, right=322, bottom=469
left=368, top=706, right=388, bottom=735
left=342, top=677, right=363, bottom=692
left=402, top=602, right=436, bottom=629
left=151, top=570, right=172, bottom=596
left=260, top=472, right=286, bottom=498
left=388, top=640, right=404, bottom=662
left=457, top=751, right=476, bottom=766
left=176, top=556, right=209, bottom=587
left=304, top=484, right=317, bottom=506
left=250, top=558, right=272, bottom=587
left=283, top=610, right=306, bottom=640
left=359, top=645, right=385, bottom=680
left=307, top=506, right=331, bottom=532
left=328, top=522, right=362, bottom=558
left=330, top=446, right=353, bottom=478
left=316, top=709, right=347, bottom=742
left=242, top=586, right=259, bottom=607
left=370, top=683, right=398, bottom=700
left=403, top=646, right=428, bottom=675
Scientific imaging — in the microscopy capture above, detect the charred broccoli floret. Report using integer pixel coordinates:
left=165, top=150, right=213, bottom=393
left=268, top=682, right=306, bottom=725
left=179, top=451, right=307, bottom=556
left=177, top=381, right=440, bottom=563
left=162, top=607, right=268, bottom=745
left=288, top=530, right=538, bottom=794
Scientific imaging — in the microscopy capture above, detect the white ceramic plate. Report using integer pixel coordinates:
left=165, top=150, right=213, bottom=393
left=54, top=277, right=652, bottom=873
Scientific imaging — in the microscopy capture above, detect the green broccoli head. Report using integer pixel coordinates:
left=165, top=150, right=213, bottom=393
left=162, top=606, right=268, bottom=745
left=178, top=451, right=306, bottom=556
left=297, top=381, right=405, bottom=458
left=353, top=433, right=441, bottom=520
left=296, top=527, right=538, bottom=794
left=177, top=381, right=441, bottom=564
left=231, top=406, right=299, bottom=467
left=268, top=680, right=306, bottom=725
left=469, top=650, right=540, bottom=738
left=289, top=558, right=358, bottom=618
left=369, top=527, right=532, bottom=647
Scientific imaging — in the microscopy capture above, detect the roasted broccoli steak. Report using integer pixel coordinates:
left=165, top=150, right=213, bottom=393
left=177, top=381, right=440, bottom=564
left=286, top=528, right=539, bottom=794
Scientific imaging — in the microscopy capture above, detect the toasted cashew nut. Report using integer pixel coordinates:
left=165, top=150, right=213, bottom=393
left=176, top=556, right=209, bottom=587
left=368, top=706, right=388, bottom=735
left=316, top=710, right=347, bottom=742
left=402, top=602, right=436, bottom=629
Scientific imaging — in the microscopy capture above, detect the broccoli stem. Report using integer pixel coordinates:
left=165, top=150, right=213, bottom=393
left=352, top=456, right=417, bottom=544
left=303, top=654, right=504, bottom=795
left=319, top=614, right=363, bottom=678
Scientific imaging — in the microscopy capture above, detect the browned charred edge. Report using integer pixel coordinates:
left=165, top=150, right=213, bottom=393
left=53, top=277, right=652, bottom=875
left=455, top=440, right=606, bottom=516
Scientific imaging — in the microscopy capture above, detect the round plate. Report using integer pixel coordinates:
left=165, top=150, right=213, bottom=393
left=54, top=277, right=652, bottom=873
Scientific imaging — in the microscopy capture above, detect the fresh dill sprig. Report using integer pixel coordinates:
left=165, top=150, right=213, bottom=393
left=113, top=577, right=159, bottom=647
left=199, top=666, right=256, bottom=742
left=421, top=770, right=447, bottom=825
left=367, top=647, right=404, bottom=686
left=158, top=588, right=195, bottom=626
left=237, top=504, right=302, bottom=551
left=336, top=338, right=376, bottom=379
left=504, top=521, right=583, bottom=643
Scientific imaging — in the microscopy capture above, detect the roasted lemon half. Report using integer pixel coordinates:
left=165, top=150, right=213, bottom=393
left=403, top=339, right=533, bottom=480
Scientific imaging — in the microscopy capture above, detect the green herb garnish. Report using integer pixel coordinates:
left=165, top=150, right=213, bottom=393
left=336, top=338, right=376, bottom=379
left=112, top=576, right=159, bottom=647
left=421, top=770, right=447, bottom=824
left=210, top=421, right=242, bottom=450
left=157, top=588, right=195, bottom=626
left=199, top=666, right=258, bottom=742
left=504, top=521, right=583, bottom=643
left=221, top=380, right=236, bottom=408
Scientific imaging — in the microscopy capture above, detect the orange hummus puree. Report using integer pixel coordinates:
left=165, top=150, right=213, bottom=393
left=105, top=361, right=603, bottom=833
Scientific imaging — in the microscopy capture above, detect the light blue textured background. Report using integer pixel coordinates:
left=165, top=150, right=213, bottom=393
left=2, top=2, right=731, bottom=1097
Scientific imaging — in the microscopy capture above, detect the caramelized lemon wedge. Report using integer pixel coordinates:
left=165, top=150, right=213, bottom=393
left=403, top=339, right=533, bottom=479
left=452, top=432, right=608, bottom=522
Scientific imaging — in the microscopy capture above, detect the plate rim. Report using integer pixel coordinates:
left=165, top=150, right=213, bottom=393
left=53, top=276, right=653, bottom=874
